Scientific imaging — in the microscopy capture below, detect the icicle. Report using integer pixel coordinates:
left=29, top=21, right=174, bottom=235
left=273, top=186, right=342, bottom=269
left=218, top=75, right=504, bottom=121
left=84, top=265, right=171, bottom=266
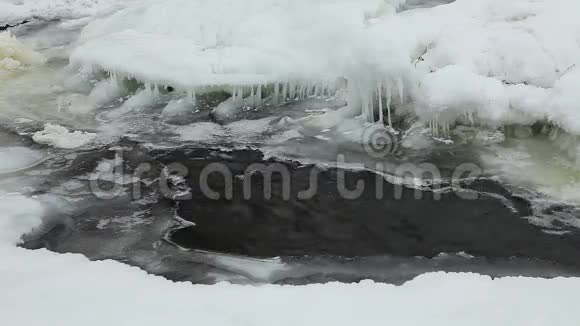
left=369, top=94, right=375, bottom=123
left=386, top=84, right=393, bottom=128
left=289, top=82, right=296, bottom=100
left=377, top=85, right=384, bottom=124
left=250, top=85, right=255, bottom=106
left=282, top=82, right=288, bottom=101
left=273, top=82, right=280, bottom=105
left=256, top=84, right=262, bottom=106
left=396, top=78, right=404, bottom=104
left=314, top=83, right=321, bottom=97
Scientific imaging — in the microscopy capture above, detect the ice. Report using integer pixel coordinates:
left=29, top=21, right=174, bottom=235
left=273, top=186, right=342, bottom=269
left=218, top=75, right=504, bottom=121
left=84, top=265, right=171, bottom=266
left=175, top=118, right=277, bottom=144
left=0, top=147, right=44, bottom=174
left=68, top=0, right=580, bottom=135
left=175, top=122, right=227, bottom=143
left=161, top=98, right=194, bottom=117
left=32, top=123, right=97, bottom=149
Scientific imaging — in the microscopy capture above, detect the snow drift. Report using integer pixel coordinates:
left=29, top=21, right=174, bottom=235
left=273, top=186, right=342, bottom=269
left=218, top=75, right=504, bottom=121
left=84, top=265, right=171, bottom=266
left=69, top=0, right=580, bottom=135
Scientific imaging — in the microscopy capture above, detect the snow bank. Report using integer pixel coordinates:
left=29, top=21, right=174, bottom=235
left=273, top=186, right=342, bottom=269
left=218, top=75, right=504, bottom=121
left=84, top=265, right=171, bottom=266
left=70, top=0, right=580, bottom=134
left=0, top=0, right=135, bottom=26
left=32, top=123, right=96, bottom=149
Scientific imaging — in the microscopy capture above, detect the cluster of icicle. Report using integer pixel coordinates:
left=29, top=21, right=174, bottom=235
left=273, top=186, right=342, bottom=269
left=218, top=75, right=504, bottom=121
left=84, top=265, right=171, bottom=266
left=228, top=80, right=341, bottom=107
left=223, top=78, right=409, bottom=127
left=92, top=71, right=418, bottom=130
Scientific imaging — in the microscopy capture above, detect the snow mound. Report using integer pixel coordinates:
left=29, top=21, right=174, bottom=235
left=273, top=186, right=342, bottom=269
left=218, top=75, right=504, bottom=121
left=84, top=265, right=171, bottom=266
left=32, top=123, right=96, bottom=149
left=70, top=0, right=580, bottom=134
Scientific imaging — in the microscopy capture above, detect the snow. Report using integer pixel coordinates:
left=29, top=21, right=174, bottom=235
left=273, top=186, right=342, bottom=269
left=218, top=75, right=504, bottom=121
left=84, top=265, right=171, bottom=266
left=32, top=123, right=96, bottom=149
left=69, top=0, right=580, bottom=134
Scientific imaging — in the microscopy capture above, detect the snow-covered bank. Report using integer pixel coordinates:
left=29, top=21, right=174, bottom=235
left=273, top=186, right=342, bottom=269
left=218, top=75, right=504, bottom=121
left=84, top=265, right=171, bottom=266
left=70, top=0, right=580, bottom=134
left=0, top=191, right=579, bottom=326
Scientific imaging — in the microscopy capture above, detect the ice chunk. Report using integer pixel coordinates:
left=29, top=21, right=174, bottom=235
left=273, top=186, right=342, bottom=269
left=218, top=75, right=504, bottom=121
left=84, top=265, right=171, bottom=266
left=32, top=123, right=96, bottom=149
